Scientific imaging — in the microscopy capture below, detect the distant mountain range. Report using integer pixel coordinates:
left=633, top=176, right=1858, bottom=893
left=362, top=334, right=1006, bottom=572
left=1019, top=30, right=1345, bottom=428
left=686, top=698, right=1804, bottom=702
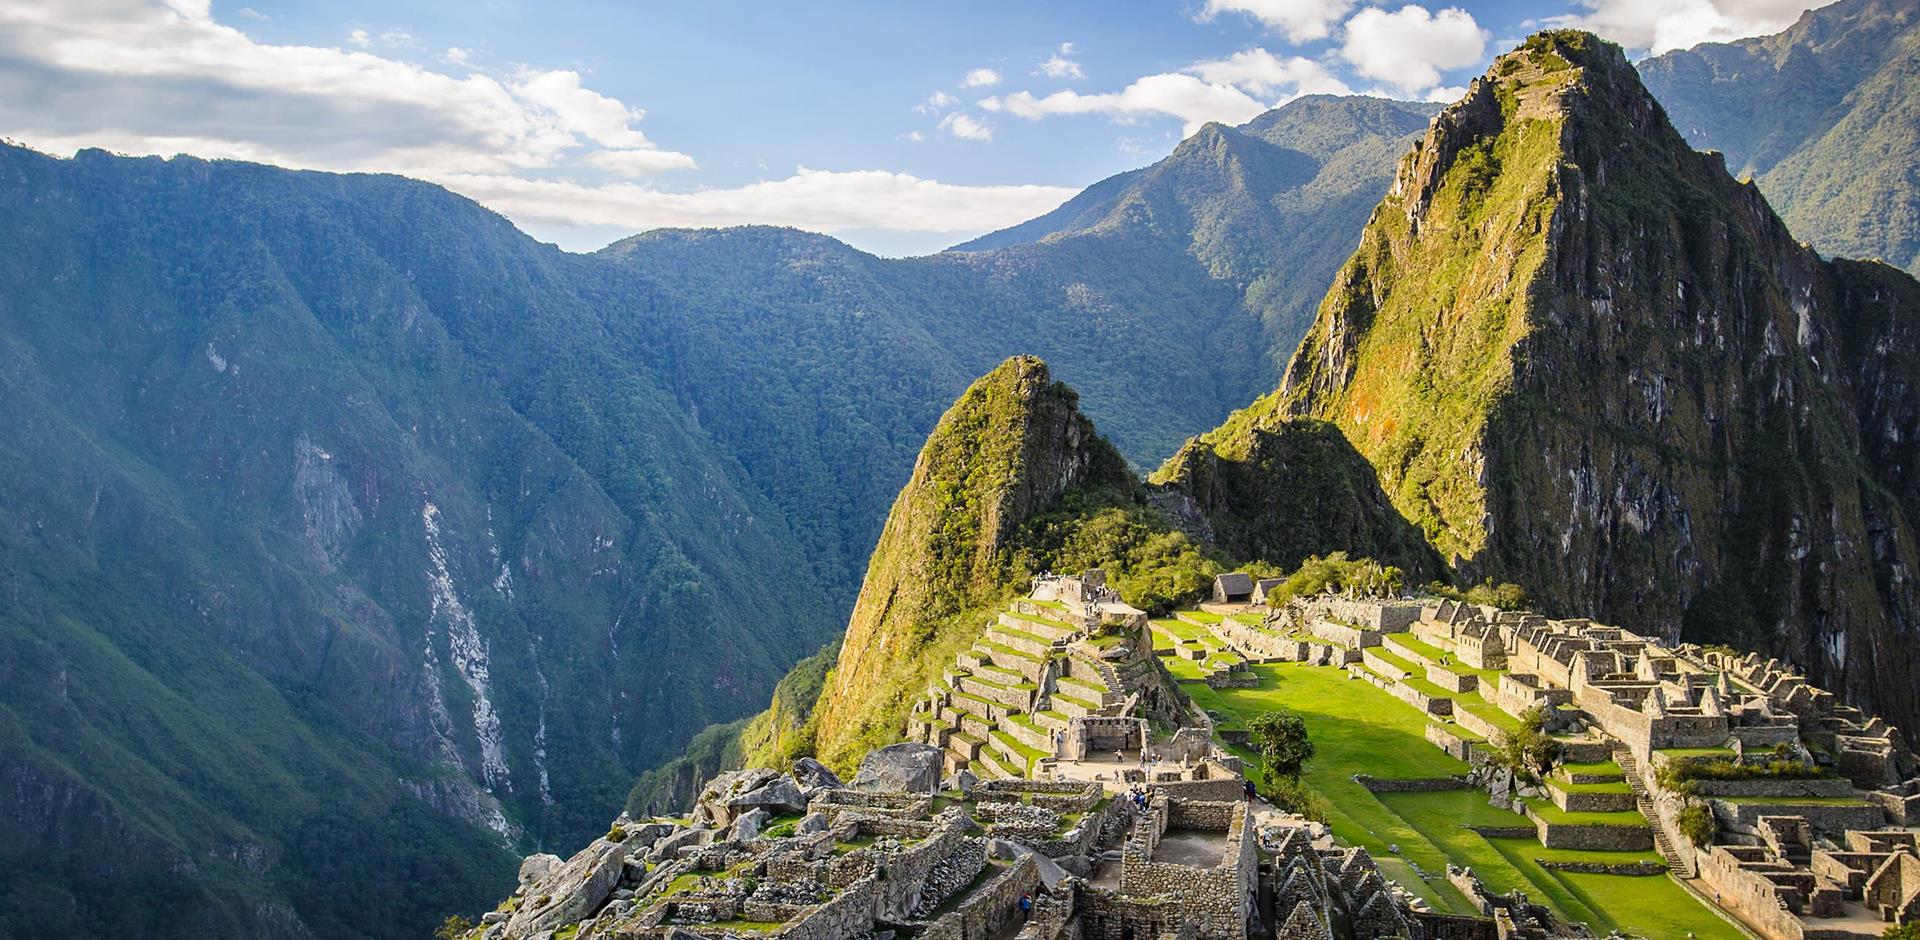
left=1640, top=0, right=1920, bottom=273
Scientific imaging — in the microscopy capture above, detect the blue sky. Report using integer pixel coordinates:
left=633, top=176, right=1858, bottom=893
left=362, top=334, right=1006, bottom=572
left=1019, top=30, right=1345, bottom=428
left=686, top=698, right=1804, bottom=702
left=0, top=0, right=1818, bottom=255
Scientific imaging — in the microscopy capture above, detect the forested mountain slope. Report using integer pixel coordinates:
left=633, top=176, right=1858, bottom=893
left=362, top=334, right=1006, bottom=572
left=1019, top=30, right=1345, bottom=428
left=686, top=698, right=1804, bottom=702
left=1640, top=0, right=1920, bottom=273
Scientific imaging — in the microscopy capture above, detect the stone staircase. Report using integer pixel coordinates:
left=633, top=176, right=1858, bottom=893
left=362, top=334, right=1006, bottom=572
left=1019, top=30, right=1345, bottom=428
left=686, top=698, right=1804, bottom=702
left=908, top=601, right=1130, bottom=779
left=1615, top=746, right=1690, bottom=876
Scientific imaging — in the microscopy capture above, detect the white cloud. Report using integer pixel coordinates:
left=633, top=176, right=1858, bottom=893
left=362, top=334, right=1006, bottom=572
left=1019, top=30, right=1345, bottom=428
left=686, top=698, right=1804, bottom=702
left=982, top=73, right=1267, bottom=136
left=441, top=168, right=1075, bottom=239
left=0, top=0, right=1071, bottom=248
left=1199, top=0, right=1357, bottom=43
left=1340, top=5, right=1489, bottom=98
left=1039, top=42, right=1084, bottom=79
left=377, top=29, right=416, bottom=49
left=938, top=112, right=993, bottom=141
left=1549, top=0, right=1807, bottom=55
left=1186, top=49, right=1353, bottom=100
left=236, top=7, right=265, bottom=19
left=962, top=67, right=1001, bottom=88
left=443, top=46, right=471, bottom=66
left=916, top=90, right=958, bottom=114
left=583, top=148, right=698, bottom=176
left=347, top=27, right=369, bottom=47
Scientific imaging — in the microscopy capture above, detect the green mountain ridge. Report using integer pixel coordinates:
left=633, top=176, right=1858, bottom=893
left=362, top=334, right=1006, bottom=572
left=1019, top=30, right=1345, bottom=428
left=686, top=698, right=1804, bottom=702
left=1639, top=0, right=1920, bottom=273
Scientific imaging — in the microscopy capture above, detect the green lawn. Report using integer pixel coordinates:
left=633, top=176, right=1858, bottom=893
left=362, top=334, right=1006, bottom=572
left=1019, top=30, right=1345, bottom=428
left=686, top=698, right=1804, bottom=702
left=1183, top=661, right=1730, bottom=938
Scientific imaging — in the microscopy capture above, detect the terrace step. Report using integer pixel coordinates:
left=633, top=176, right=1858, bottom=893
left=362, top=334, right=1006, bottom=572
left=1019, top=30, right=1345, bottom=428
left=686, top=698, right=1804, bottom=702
left=975, top=746, right=1018, bottom=780
left=999, top=611, right=1077, bottom=642
left=1617, top=747, right=1690, bottom=876
left=983, top=626, right=1056, bottom=659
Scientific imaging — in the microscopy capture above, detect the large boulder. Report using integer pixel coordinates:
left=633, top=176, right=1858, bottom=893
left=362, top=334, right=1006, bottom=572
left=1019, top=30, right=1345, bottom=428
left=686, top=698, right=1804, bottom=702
left=795, top=812, right=830, bottom=835
left=728, top=807, right=770, bottom=842
left=792, top=757, right=843, bottom=793
left=727, top=776, right=808, bottom=817
left=851, top=743, right=943, bottom=794
left=517, top=853, right=562, bottom=886
left=503, top=839, right=624, bottom=936
left=694, top=769, right=779, bottom=827
left=648, top=826, right=713, bottom=862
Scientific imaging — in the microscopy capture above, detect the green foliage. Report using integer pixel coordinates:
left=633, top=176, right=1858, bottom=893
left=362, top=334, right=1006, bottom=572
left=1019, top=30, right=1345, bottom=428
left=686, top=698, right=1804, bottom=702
left=1018, top=497, right=1227, bottom=614
left=1492, top=707, right=1561, bottom=781
left=1426, top=579, right=1529, bottom=610
left=1264, top=777, right=1330, bottom=823
left=1884, top=925, right=1920, bottom=940
left=1249, top=709, right=1316, bottom=786
left=1265, top=552, right=1404, bottom=607
left=1677, top=804, right=1717, bottom=849
left=1654, top=753, right=1821, bottom=793
left=435, top=915, right=477, bottom=940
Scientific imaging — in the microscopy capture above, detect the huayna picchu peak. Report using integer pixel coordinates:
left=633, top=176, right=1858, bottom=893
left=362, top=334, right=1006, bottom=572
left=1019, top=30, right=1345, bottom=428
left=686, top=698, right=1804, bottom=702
left=10, top=5, right=1920, bottom=940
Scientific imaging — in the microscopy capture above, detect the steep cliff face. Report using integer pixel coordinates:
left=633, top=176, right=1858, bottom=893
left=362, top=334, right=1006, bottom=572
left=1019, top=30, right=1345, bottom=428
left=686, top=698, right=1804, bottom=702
left=1272, top=32, right=1920, bottom=740
left=803, top=357, right=1136, bottom=771
left=1640, top=0, right=1920, bottom=274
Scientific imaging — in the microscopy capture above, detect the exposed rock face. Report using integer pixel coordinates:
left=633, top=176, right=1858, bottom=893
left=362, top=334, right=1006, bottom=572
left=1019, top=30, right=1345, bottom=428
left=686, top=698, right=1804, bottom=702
left=791, top=758, right=842, bottom=793
left=851, top=743, right=944, bottom=794
left=1266, top=32, right=1920, bottom=741
left=803, top=357, right=1136, bottom=771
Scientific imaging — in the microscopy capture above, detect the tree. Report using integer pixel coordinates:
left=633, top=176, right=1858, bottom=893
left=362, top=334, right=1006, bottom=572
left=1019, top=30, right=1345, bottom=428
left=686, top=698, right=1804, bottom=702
left=1249, top=710, right=1315, bottom=789
left=1882, top=924, right=1919, bottom=940
left=1491, top=706, right=1560, bottom=781
left=1677, top=804, right=1716, bottom=848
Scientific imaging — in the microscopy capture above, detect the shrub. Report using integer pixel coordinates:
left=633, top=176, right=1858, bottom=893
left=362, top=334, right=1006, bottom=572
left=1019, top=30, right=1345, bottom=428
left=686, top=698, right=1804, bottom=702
left=1677, top=804, right=1716, bottom=848
left=606, top=824, right=628, bottom=842
left=1265, top=777, right=1330, bottom=823
left=1267, top=552, right=1404, bottom=607
left=1427, top=579, right=1528, bottom=610
left=434, top=915, right=476, bottom=940
left=1884, top=925, right=1920, bottom=940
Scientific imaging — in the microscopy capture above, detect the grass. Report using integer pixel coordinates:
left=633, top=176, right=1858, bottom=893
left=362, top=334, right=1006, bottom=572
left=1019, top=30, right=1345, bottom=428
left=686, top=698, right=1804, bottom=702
left=1559, top=761, right=1623, bottom=779
left=1186, top=662, right=1725, bottom=937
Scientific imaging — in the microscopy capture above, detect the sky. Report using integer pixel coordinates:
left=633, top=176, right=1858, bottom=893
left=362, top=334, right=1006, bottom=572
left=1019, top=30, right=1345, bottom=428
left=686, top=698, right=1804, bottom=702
left=0, top=0, right=1822, bottom=256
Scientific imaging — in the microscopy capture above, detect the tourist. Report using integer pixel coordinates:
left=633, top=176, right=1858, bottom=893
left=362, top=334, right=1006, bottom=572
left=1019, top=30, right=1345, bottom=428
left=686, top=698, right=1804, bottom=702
left=1244, top=779, right=1256, bottom=801
left=1019, top=892, right=1033, bottom=920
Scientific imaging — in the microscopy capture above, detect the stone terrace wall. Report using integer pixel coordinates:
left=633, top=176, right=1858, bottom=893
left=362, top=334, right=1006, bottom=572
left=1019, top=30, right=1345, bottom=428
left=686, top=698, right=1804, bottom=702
left=915, top=855, right=1040, bottom=940
left=1156, top=779, right=1247, bottom=802
left=762, top=876, right=879, bottom=940
left=1696, top=847, right=1807, bottom=940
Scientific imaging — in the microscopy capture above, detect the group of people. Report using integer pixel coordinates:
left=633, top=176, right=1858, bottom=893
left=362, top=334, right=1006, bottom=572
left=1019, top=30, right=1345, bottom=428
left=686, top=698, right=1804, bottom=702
left=1126, top=783, right=1152, bottom=812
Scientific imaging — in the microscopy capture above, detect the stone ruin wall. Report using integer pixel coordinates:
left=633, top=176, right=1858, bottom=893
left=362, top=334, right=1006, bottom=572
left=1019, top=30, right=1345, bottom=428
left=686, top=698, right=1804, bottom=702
left=914, top=853, right=1041, bottom=940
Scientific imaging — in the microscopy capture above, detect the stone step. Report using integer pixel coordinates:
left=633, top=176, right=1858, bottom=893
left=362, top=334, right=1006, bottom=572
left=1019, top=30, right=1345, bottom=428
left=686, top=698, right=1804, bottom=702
left=1001, top=713, right=1056, bottom=752
left=999, top=610, right=1077, bottom=642
left=1050, top=691, right=1099, bottom=719
left=969, top=659, right=1029, bottom=686
left=984, top=626, right=1056, bottom=659
left=1032, top=710, right=1072, bottom=732
left=956, top=673, right=1035, bottom=710
left=947, top=731, right=986, bottom=762
left=1055, top=673, right=1108, bottom=700
left=988, top=729, right=1043, bottom=776
left=972, top=644, right=1049, bottom=683
left=975, top=746, right=1018, bottom=780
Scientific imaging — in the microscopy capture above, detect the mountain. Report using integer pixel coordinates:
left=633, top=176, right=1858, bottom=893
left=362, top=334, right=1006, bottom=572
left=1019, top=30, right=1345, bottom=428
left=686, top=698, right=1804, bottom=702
left=0, top=92, right=1439, bottom=938
left=1245, top=31, right=1920, bottom=741
left=954, top=96, right=1440, bottom=364
left=1639, top=0, right=1920, bottom=273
